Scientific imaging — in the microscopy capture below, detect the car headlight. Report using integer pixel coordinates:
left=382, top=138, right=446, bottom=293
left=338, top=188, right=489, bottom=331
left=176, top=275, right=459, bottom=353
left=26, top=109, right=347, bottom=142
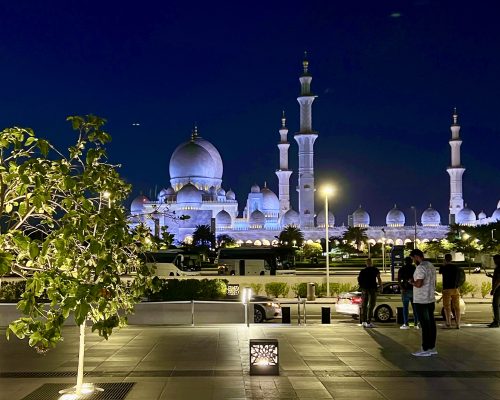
left=266, top=302, right=280, bottom=308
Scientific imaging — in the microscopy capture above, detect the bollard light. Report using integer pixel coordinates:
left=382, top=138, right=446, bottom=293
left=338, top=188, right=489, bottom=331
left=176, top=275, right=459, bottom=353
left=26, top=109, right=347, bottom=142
left=249, top=339, right=279, bottom=375
left=242, top=287, right=252, bottom=304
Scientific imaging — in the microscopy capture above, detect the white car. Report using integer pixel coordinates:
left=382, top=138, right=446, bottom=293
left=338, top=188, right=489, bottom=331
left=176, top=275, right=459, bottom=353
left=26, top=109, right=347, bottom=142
left=335, top=281, right=466, bottom=323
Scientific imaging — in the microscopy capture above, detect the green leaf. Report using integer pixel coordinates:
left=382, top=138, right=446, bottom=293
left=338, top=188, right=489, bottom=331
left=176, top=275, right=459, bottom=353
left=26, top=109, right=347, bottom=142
left=74, top=302, right=90, bottom=325
left=29, top=242, right=39, bottom=259
left=0, top=251, right=14, bottom=275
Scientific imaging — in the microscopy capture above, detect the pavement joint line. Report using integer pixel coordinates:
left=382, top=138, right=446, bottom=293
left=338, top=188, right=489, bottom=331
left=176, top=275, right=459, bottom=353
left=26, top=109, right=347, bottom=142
left=3, top=370, right=500, bottom=379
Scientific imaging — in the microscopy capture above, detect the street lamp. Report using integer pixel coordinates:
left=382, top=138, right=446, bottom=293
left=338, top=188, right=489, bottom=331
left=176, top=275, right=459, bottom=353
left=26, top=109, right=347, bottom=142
left=411, top=206, right=417, bottom=249
left=321, top=185, right=335, bottom=297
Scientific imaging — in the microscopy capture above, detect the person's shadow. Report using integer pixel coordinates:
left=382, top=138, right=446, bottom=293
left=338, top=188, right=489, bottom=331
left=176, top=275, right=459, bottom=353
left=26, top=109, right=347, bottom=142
left=363, top=329, right=448, bottom=374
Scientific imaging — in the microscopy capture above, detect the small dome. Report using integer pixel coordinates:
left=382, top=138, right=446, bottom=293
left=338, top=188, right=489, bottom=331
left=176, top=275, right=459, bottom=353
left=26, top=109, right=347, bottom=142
left=317, top=209, right=335, bottom=227
left=492, top=208, right=500, bottom=221
left=250, top=184, right=261, bottom=193
left=226, top=189, right=236, bottom=200
left=166, top=186, right=175, bottom=195
left=157, top=188, right=168, bottom=201
left=456, top=206, right=476, bottom=225
left=282, top=209, right=299, bottom=226
left=352, top=205, right=370, bottom=226
left=261, top=187, right=279, bottom=211
left=249, top=210, right=265, bottom=226
left=217, top=187, right=226, bottom=196
left=208, top=186, right=217, bottom=195
left=497, top=200, right=500, bottom=209
left=216, top=210, right=231, bottom=225
left=177, top=183, right=202, bottom=205
left=131, top=194, right=149, bottom=214
left=478, top=211, right=487, bottom=220
left=386, top=205, right=405, bottom=226
left=421, top=204, right=441, bottom=226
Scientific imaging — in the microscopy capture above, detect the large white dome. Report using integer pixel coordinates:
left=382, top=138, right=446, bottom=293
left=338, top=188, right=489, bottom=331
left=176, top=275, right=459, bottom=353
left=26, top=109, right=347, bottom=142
left=282, top=209, right=299, bottom=226
left=131, top=194, right=149, bottom=214
left=421, top=205, right=441, bottom=226
left=261, top=187, right=279, bottom=211
left=353, top=205, right=370, bottom=227
left=456, top=206, right=476, bottom=225
left=169, top=133, right=223, bottom=189
left=386, top=205, right=405, bottom=226
left=170, top=141, right=216, bottom=180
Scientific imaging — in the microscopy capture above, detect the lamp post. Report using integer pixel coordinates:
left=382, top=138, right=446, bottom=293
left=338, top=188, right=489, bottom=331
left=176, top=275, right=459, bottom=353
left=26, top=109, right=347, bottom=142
left=321, top=185, right=335, bottom=297
left=411, top=206, right=417, bottom=249
left=492, top=229, right=497, bottom=241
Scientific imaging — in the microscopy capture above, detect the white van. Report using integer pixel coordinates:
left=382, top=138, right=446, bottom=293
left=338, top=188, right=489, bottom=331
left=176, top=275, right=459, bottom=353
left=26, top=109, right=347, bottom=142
left=144, top=252, right=201, bottom=277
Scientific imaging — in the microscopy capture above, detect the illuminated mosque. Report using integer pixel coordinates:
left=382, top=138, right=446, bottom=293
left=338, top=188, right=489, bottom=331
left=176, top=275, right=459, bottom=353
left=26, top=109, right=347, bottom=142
left=130, top=57, right=500, bottom=247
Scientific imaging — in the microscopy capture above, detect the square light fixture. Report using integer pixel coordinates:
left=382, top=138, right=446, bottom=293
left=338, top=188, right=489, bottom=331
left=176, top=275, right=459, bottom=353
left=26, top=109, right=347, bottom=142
left=249, top=339, right=279, bottom=375
left=227, top=283, right=240, bottom=298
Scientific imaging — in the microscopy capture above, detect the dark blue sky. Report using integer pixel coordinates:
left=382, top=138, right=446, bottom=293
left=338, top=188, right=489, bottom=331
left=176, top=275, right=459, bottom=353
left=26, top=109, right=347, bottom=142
left=1, top=1, right=499, bottom=226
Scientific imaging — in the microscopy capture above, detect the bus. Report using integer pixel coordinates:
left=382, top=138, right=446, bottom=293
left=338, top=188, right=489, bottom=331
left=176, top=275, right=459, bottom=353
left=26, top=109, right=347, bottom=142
left=215, top=247, right=279, bottom=275
left=141, top=251, right=201, bottom=277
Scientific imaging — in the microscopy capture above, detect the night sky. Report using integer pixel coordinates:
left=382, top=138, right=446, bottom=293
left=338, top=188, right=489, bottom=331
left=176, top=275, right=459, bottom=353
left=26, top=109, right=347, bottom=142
left=1, top=1, right=499, bottom=226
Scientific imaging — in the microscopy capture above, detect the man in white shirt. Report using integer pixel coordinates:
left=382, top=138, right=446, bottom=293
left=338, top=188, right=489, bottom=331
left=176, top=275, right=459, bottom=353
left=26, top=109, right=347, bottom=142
left=409, top=249, right=437, bottom=357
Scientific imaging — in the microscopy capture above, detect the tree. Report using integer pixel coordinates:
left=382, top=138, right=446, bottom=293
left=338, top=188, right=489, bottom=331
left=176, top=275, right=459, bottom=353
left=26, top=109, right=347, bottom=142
left=278, top=225, right=304, bottom=248
left=192, top=224, right=215, bottom=250
left=216, top=234, right=236, bottom=248
left=341, top=227, right=368, bottom=251
left=0, top=116, right=154, bottom=396
left=302, top=242, right=323, bottom=259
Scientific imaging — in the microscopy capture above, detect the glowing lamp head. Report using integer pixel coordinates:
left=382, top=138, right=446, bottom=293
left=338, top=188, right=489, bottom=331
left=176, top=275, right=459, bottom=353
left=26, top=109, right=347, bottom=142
left=321, top=185, right=335, bottom=196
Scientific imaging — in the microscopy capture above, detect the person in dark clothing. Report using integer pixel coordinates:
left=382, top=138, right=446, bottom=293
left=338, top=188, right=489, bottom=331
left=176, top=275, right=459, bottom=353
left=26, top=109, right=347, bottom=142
left=398, top=257, right=418, bottom=329
left=358, top=258, right=382, bottom=328
left=486, top=254, right=500, bottom=328
left=439, top=253, right=461, bottom=328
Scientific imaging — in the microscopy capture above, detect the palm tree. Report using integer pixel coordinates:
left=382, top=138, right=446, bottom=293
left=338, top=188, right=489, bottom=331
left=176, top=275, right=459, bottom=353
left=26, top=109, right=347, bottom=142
left=278, top=225, right=305, bottom=248
left=342, top=227, right=369, bottom=251
left=192, top=224, right=215, bottom=249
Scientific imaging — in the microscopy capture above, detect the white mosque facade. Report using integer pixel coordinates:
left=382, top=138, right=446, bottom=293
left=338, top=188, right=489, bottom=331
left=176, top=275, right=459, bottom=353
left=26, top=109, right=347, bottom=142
left=130, top=58, right=500, bottom=247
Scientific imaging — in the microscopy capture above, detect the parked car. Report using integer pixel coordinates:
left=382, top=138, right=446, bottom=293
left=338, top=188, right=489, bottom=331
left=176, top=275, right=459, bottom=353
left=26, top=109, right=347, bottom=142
left=335, top=281, right=466, bottom=322
left=252, top=296, right=282, bottom=323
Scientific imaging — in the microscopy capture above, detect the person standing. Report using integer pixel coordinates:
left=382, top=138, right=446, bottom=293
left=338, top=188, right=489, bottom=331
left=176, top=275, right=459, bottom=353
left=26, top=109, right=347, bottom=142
left=398, top=257, right=418, bottom=329
left=486, top=254, right=500, bottom=328
left=358, top=258, right=382, bottom=328
left=439, top=254, right=462, bottom=329
left=409, top=249, right=437, bottom=357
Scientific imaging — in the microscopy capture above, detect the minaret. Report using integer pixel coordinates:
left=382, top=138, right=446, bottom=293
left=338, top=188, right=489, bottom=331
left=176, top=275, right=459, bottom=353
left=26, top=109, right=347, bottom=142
left=294, top=52, right=318, bottom=228
left=447, top=108, right=466, bottom=224
left=276, top=111, right=293, bottom=214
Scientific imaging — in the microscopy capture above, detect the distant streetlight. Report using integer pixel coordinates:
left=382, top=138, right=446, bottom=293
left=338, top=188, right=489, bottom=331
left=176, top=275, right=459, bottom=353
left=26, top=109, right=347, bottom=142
left=321, top=185, right=335, bottom=297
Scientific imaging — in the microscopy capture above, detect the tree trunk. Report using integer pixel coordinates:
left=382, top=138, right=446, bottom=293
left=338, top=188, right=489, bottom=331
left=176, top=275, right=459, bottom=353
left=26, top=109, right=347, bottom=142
left=76, top=323, right=85, bottom=394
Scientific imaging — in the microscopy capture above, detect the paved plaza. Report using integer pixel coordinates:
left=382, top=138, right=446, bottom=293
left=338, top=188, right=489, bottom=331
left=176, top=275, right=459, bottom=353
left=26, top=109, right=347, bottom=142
left=1, top=321, right=500, bottom=400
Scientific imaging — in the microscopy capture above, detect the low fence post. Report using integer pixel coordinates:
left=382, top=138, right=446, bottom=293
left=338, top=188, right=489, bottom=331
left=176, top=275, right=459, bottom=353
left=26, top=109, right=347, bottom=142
left=191, top=300, right=195, bottom=326
left=303, top=299, right=307, bottom=326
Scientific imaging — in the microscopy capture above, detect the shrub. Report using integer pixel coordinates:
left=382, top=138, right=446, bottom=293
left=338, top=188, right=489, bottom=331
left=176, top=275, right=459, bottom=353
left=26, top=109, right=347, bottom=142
left=250, top=283, right=263, bottom=296
left=459, top=281, right=477, bottom=297
left=481, top=282, right=492, bottom=298
left=0, top=281, right=26, bottom=302
left=436, top=282, right=443, bottom=293
left=291, top=283, right=307, bottom=298
left=264, top=282, right=289, bottom=298
left=145, top=279, right=227, bottom=301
